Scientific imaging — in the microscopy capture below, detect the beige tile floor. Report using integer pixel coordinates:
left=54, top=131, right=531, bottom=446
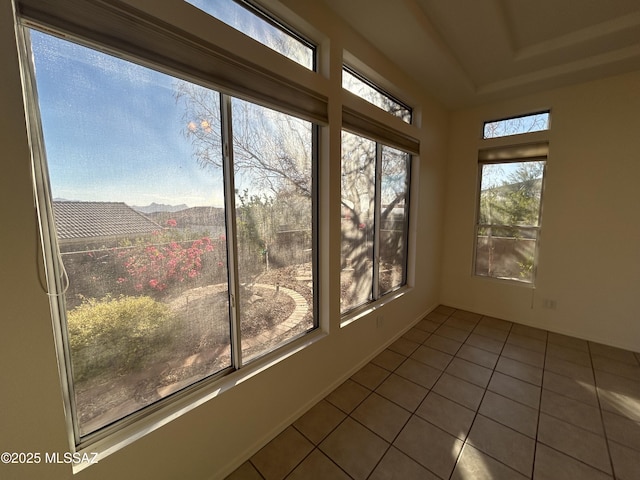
left=226, top=305, right=640, bottom=479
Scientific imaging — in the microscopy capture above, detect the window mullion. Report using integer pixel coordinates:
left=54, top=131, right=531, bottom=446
left=220, top=93, right=243, bottom=369
left=400, top=153, right=411, bottom=286
left=372, top=143, right=382, bottom=301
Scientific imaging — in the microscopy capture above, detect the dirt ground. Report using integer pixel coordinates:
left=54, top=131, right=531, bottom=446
left=73, top=265, right=311, bottom=435
left=72, top=262, right=401, bottom=435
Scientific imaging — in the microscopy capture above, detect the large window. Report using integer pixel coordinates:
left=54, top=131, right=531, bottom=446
left=474, top=143, right=548, bottom=284
left=25, top=26, right=316, bottom=441
left=341, top=132, right=411, bottom=314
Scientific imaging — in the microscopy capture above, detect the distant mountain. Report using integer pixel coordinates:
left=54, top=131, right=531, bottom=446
left=132, top=203, right=189, bottom=214
left=147, top=206, right=225, bottom=228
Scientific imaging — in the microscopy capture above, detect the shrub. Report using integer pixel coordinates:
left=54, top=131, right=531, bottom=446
left=67, top=295, right=176, bottom=383
left=118, top=233, right=217, bottom=296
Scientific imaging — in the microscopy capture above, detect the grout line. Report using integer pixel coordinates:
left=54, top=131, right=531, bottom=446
left=243, top=306, right=638, bottom=480
left=248, top=458, right=267, bottom=480
left=531, top=327, right=549, bottom=478
left=365, top=309, right=461, bottom=479
left=536, top=329, right=619, bottom=478
left=588, top=340, right=617, bottom=479
left=446, top=314, right=514, bottom=480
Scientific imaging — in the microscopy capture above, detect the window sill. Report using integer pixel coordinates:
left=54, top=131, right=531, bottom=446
left=472, top=274, right=536, bottom=288
left=339, top=285, right=410, bottom=328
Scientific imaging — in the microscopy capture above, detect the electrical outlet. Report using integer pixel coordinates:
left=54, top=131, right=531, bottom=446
left=376, top=315, right=384, bottom=328
left=542, top=299, right=557, bottom=309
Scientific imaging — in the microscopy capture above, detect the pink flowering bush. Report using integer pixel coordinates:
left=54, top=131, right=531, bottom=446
left=117, top=222, right=216, bottom=295
left=60, top=220, right=229, bottom=305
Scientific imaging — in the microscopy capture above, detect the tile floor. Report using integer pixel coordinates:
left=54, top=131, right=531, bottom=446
left=226, top=305, right=640, bottom=479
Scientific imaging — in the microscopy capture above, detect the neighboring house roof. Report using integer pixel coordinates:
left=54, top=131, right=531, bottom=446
left=53, top=201, right=162, bottom=241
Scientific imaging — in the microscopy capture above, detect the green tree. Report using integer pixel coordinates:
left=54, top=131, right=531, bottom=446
left=503, top=162, right=544, bottom=226
left=236, top=190, right=273, bottom=270
left=479, top=162, right=543, bottom=227
left=478, top=161, right=544, bottom=280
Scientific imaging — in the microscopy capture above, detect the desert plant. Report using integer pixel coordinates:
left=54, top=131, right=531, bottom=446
left=67, top=295, right=176, bottom=383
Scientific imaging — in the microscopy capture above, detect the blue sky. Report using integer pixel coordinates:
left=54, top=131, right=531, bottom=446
left=30, top=1, right=314, bottom=210
left=31, top=29, right=226, bottom=208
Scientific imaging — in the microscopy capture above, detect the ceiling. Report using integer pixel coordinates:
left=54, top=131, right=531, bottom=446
left=320, top=0, right=640, bottom=109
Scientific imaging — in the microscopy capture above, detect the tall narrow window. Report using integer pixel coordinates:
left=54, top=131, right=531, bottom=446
left=341, top=131, right=410, bottom=314
left=26, top=26, right=316, bottom=441
left=474, top=143, right=547, bottom=284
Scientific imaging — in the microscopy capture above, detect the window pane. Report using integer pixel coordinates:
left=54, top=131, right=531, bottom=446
left=186, top=0, right=314, bottom=70
left=475, top=227, right=538, bottom=283
left=476, top=159, right=544, bottom=284
left=479, top=162, right=544, bottom=227
left=341, top=131, right=376, bottom=313
left=483, top=112, right=549, bottom=139
left=342, top=68, right=411, bottom=123
left=379, top=145, right=410, bottom=295
left=231, top=99, right=315, bottom=362
left=31, top=30, right=231, bottom=437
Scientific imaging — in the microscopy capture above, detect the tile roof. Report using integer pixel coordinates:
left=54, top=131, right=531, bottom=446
left=53, top=201, right=162, bottom=240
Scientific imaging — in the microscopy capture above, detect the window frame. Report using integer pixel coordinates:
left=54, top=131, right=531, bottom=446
left=473, top=142, right=548, bottom=286
left=16, top=4, right=321, bottom=464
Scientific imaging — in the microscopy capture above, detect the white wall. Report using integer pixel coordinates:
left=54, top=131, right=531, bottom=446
left=0, top=1, right=447, bottom=479
left=441, top=71, right=640, bottom=352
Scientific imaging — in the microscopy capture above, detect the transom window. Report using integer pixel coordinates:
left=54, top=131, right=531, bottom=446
left=186, top=0, right=315, bottom=70
left=483, top=111, right=550, bottom=139
left=25, top=26, right=316, bottom=441
left=342, top=66, right=412, bottom=123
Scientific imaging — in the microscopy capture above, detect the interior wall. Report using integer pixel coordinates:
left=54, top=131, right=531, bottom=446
left=441, top=71, right=640, bottom=352
left=0, top=1, right=447, bottom=479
